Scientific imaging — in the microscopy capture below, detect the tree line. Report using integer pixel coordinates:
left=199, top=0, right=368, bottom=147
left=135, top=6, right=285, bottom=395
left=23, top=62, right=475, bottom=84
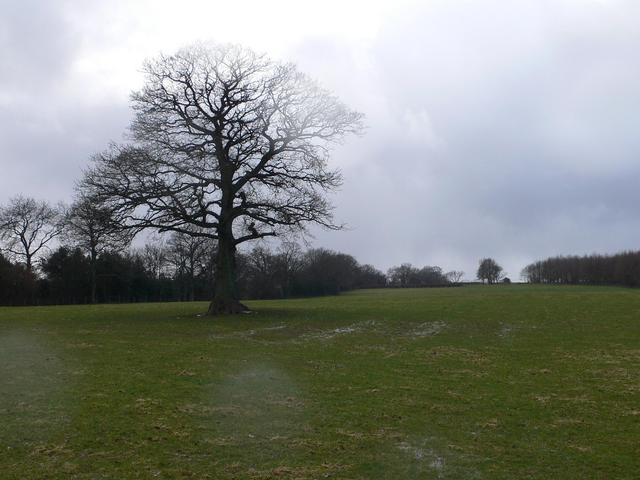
left=522, top=251, right=640, bottom=287
left=0, top=194, right=467, bottom=306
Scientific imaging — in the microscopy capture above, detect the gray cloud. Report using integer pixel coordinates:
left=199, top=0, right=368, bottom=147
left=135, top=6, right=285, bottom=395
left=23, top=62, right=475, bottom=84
left=0, top=0, right=75, bottom=90
left=0, top=0, right=131, bottom=199
left=300, top=1, right=640, bottom=278
left=2, top=0, right=640, bottom=279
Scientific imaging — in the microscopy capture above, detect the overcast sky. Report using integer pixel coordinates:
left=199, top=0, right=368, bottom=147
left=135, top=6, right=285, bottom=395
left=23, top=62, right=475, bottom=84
left=1, top=0, right=639, bottom=279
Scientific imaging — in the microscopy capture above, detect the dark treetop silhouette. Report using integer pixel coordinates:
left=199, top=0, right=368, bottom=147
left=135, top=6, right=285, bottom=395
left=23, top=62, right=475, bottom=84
left=84, top=44, right=364, bottom=314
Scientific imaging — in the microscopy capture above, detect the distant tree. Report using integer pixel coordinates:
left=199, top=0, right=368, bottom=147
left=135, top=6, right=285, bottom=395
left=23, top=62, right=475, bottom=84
left=275, top=241, right=304, bottom=298
left=613, top=252, right=640, bottom=287
left=388, top=263, right=449, bottom=287
left=477, top=258, right=503, bottom=284
left=295, top=249, right=359, bottom=296
left=0, top=253, right=38, bottom=305
left=41, top=247, right=91, bottom=304
left=94, top=251, right=153, bottom=303
left=166, top=230, right=213, bottom=301
left=240, top=243, right=383, bottom=299
left=142, top=238, right=169, bottom=280
left=521, top=262, right=542, bottom=283
left=446, top=270, right=465, bottom=283
left=387, top=263, right=415, bottom=287
left=357, top=264, right=387, bottom=288
left=84, top=43, right=364, bottom=314
left=417, top=265, right=448, bottom=285
left=64, top=194, right=131, bottom=303
left=244, top=246, right=280, bottom=299
left=0, top=195, right=62, bottom=271
left=522, top=250, right=640, bottom=287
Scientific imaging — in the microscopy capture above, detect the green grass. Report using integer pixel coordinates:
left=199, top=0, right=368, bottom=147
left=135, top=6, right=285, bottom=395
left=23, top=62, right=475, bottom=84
left=1, top=285, right=639, bottom=479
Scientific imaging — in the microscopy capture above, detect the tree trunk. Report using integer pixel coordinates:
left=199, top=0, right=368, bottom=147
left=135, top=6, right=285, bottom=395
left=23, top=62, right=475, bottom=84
left=207, top=157, right=249, bottom=315
left=207, top=227, right=248, bottom=315
left=188, top=261, right=195, bottom=302
left=90, top=248, right=97, bottom=304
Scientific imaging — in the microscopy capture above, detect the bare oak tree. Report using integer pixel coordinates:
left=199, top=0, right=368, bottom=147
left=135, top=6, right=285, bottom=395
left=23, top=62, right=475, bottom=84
left=0, top=195, right=62, bottom=271
left=85, top=44, right=364, bottom=314
left=64, top=193, right=131, bottom=303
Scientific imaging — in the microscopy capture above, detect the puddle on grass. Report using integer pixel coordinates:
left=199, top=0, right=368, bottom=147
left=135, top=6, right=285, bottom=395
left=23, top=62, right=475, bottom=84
left=303, top=319, right=447, bottom=342
left=397, top=438, right=483, bottom=479
left=209, top=324, right=288, bottom=340
left=299, top=320, right=378, bottom=341
left=398, top=441, right=447, bottom=478
left=406, top=321, right=446, bottom=338
left=498, top=323, right=515, bottom=338
left=209, top=319, right=450, bottom=345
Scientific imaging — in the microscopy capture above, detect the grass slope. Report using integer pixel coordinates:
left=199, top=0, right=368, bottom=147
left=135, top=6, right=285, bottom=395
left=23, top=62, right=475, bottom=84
left=1, top=285, right=639, bottom=479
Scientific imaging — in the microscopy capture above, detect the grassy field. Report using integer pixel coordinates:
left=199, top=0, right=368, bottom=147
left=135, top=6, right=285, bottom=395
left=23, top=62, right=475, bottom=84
left=1, top=285, right=639, bottom=479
